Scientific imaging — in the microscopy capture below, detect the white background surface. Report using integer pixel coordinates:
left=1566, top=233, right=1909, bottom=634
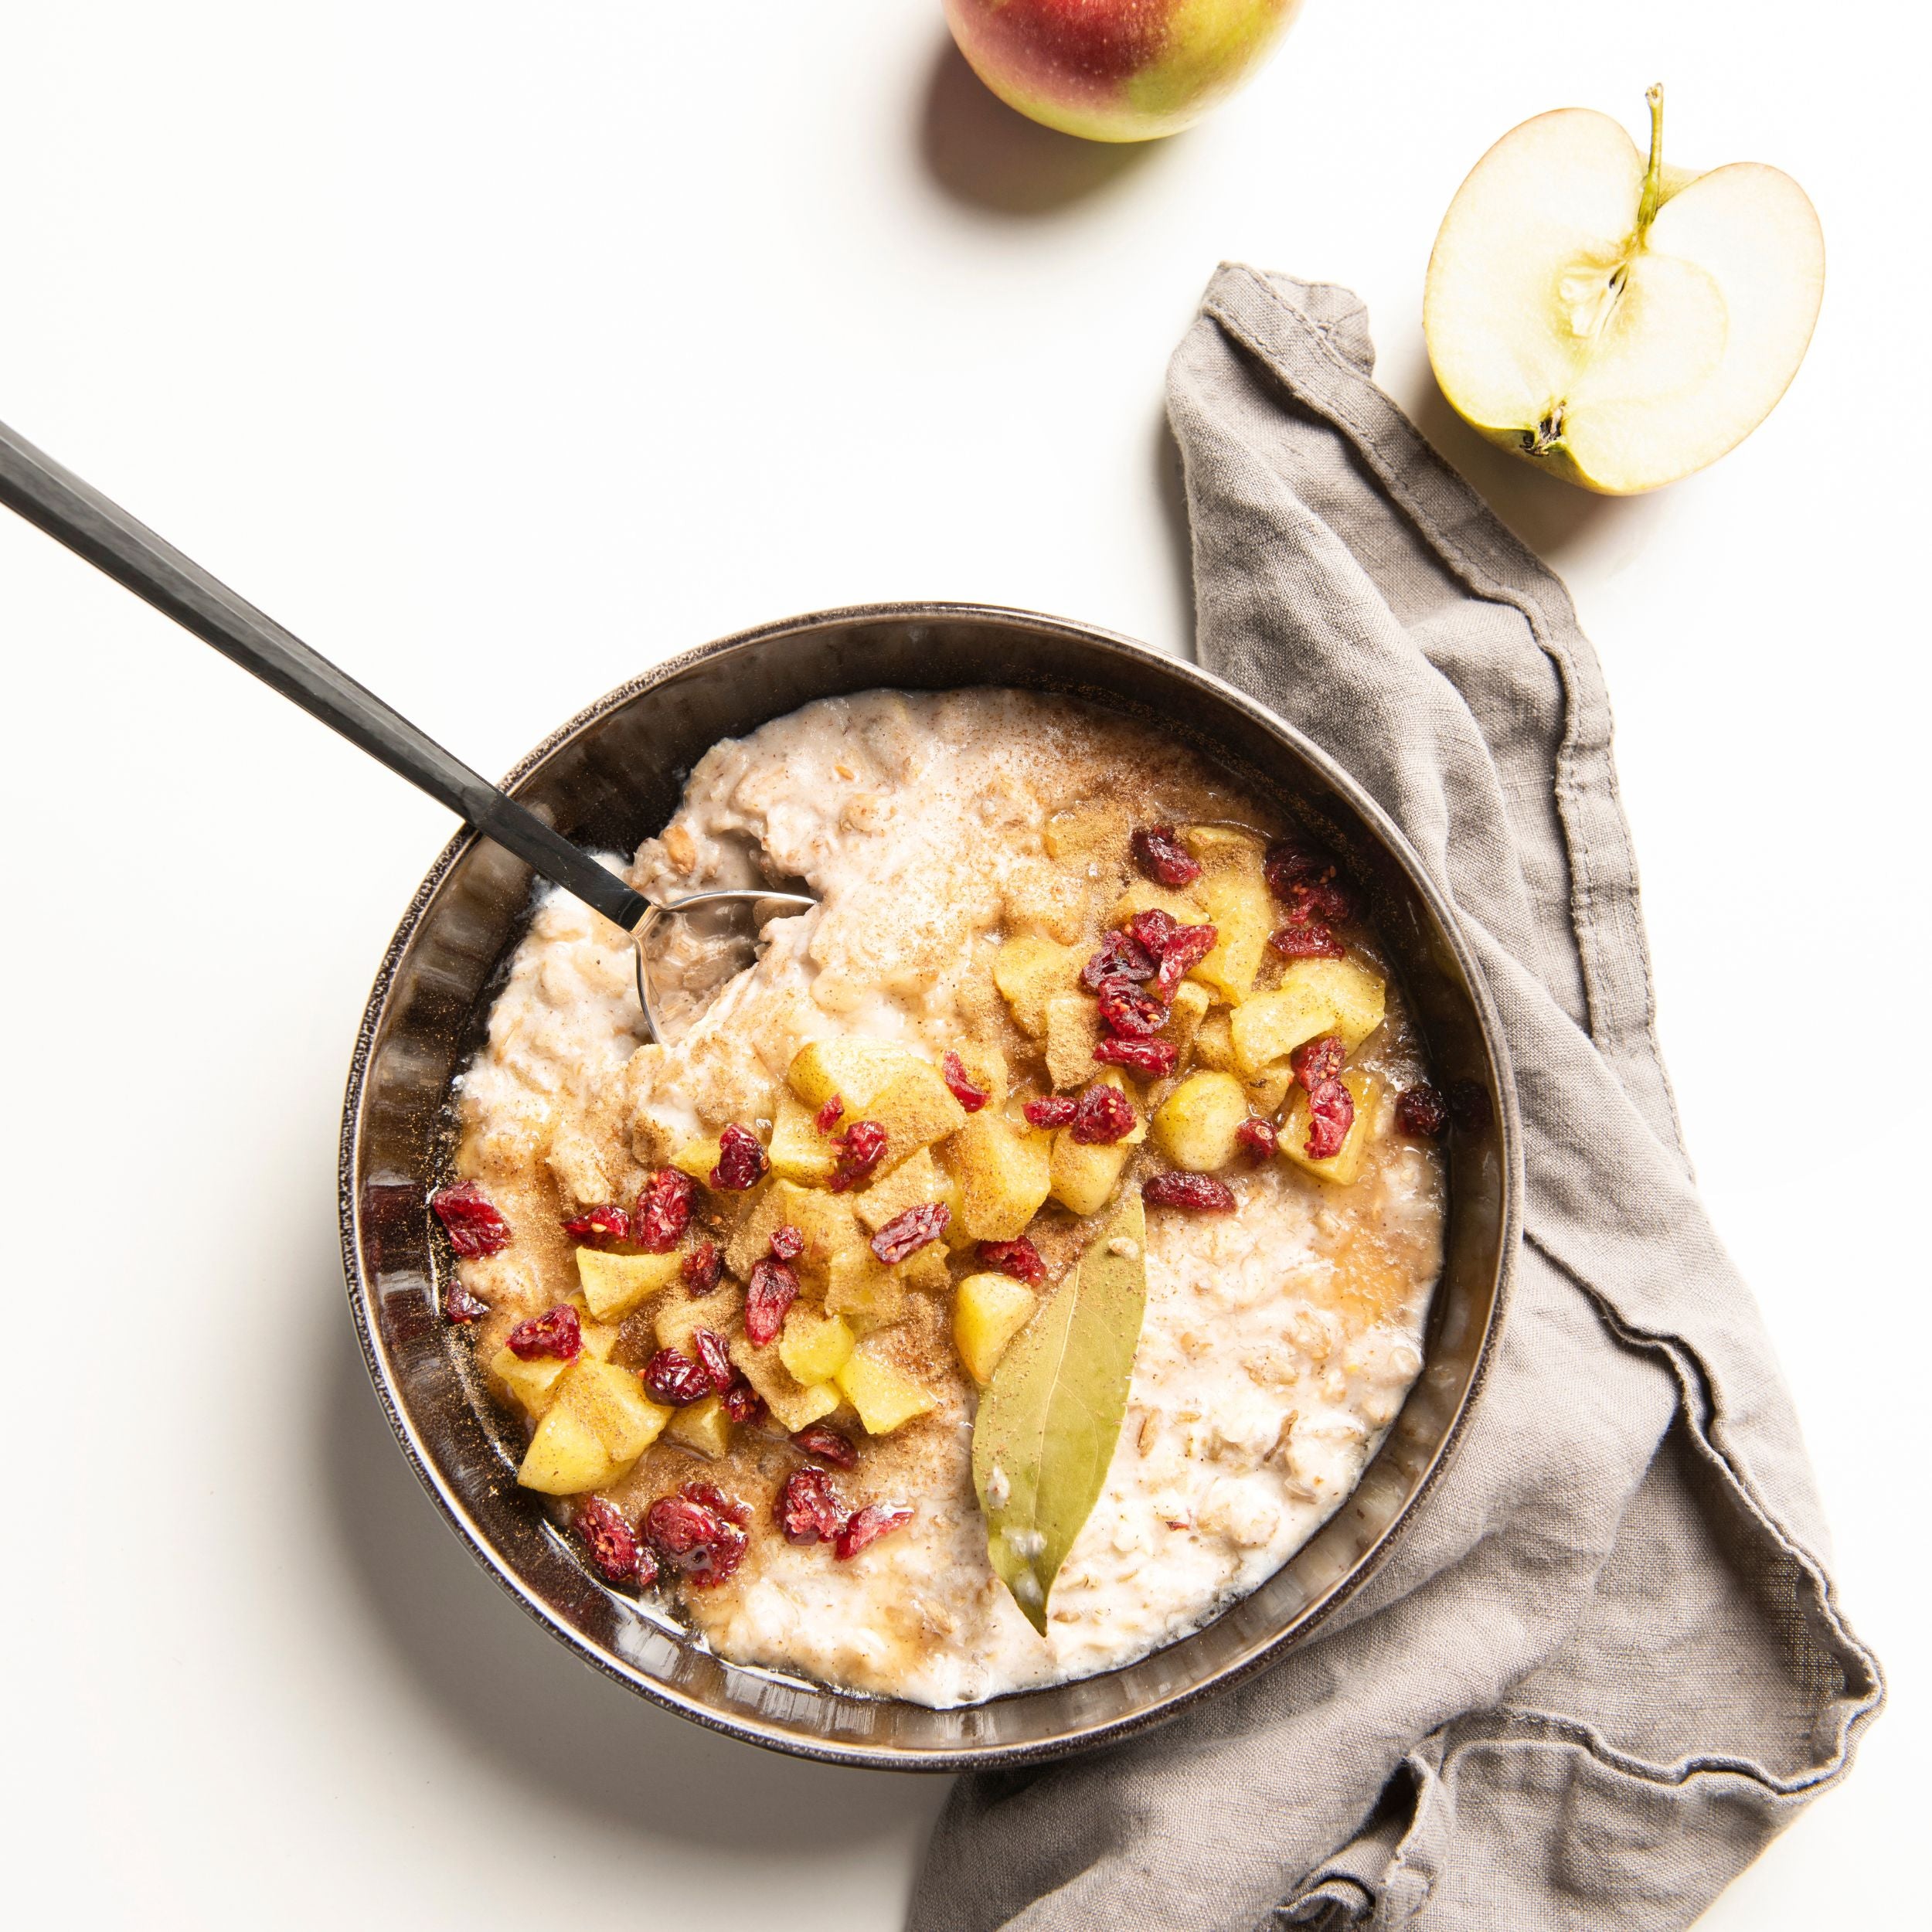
left=2, top=4, right=1922, bottom=1925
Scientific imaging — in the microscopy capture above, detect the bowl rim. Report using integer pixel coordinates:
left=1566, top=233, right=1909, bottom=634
left=338, top=598, right=1522, bottom=1770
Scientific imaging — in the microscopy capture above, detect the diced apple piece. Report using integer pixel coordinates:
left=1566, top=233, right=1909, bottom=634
left=1297, top=957, right=1387, bottom=1053
left=728, top=1333, right=842, bottom=1433
left=1278, top=1070, right=1379, bottom=1185
left=1003, top=859, right=1089, bottom=944
left=667, top=1393, right=733, bottom=1459
left=1111, top=880, right=1211, bottom=937
left=867, top=1062, right=968, bottom=1172
left=951, top=1110, right=1053, bottom=1240
left=1043, top=992, right=1104, bottom=1090
left=559, top=1357, right=672, bottom=1464
left=489, top=1299, right=619, bottom=1417
left=654, top=1284, right=740, bottom=1355
left=1046, top=1069, right=1144, bottom=1219
left=1049, top=1131, right=1134, bottom=1217
left=1181, top=825, right=1267, bottom=866
left=767, top=1091, right=839, bottom=1187
left=1100, top=1066, right=1148, bottom=1144
left=510, top=1349, right=671, bottom=1493
left=953, top=1272, right=1037, bottom=1385
left=947, top=1041, right=1009, bottom=1110
left=784, top=1037, right=916, bottom=1114
left=1192, top=852, right=1273, bottom=1005
left=669, top=1134, right=724, bottom=1183
left=1043, top=802, right=1129, bottom=868
left=1152, top=1070, right=1252, bottom=1172
left=1232, top=959, right=1387, bottom=1077
left=992, top=934, right=1083, bottom=1039
left=1168, top=979, right=1211, bottom=1069
left=517, top=1402, right=620, bottom=1496
left=899, top=1243, right=951, bottom=1293
left=489, top=1345, right=575, bottom=1419
left=779, top=1305, right=856, bottom=1386
left=835, top=1350, right=935, bottom=1434
left=933, top=1161, right=974, bottom=1250
left=494, top=1306, right=621, bottom=1416
left=1244, top=1065, right=1293, bottom=1114
left=825, top=1246, right=907, bottom=1325
left=726, top=1179, right=855, bottom=1289
left=855, top=1146, right=940, bottom=1233
left=1193, top=1008, right=1235, bottom=1071
left=575, top=1247, right=685, bottom=1322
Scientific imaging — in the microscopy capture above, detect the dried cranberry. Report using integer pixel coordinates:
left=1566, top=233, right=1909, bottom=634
left=719, top=1376, right=767, bottom=1426
left=1263, top=839, right=1327, bottom=897
left=769, top=1223, right=805, bottom=1262
left=1094, top=1036, right=1179, bottom=1078
left=745, top=1257, right=801, bottom=1345
left=1270, top=923, right=1346, bottom=961
left=942, top=1050, right=990, bottom=1113
left=1290, top=1036, right=1347, bottom=1090
left=1080, top=928, right=1157, bottom=992
left=645, top=1492, right=747, bottom=1587
left=643, top=1347, right=716, bottom=1406
left=709, top=1124, right=770, bottom=1191
left=1394, top=1083, right=1450, bottom=1139
left=576, top=1497, right=648, bottom=1587
left=1304, top=1077, right=1355, bottom=1161
left=681, top=1239, right=722, bottom=1295
left=1143, top=1172, right=1238, bottom=1213
left=1159, top=927, right=1216, bottom=999
left=634, top=1169, right=696, bottom=1250
left=1070, top=1080, right=1137, bottom=1145
left=791, top=1422, right=859, bottom=1468
left=505, top=1304, right=583, bottom=1362
left=1301, top=879, right=1356, bottom=926
left=1130, top=824, right=1202, bottom=888
left=871, top=1202, right=951, bottom=1264
left=1022, top=1095, right=1078, bottom=1129
left=977, top=1236, right=1046, bottom=1286
left=828, top=1119, right=889, bottom=1192
left=1127, top=907, right=1179, bottom=956
left=442, top=1280, right=489, bottom=1325
left=681, top=1479, right=751, bottom=1527
left=562, top=1202, right=632, bottom=1247
left=815, top=1094, right=845, bottom=1134
left=1096, top=979, right=1168, bottom=1039
left=835, top=1503, right=914, bottom=1560
left=776, top=1467, right=847, bottom=1544
left=691, top=1326, right=735, bottom=1393
left=1236, top=1117, right=1278, bottom=1164
left=1447, top=1079, right=1492, bottom=1135
left=430, top=1182, right=512, bottom=1258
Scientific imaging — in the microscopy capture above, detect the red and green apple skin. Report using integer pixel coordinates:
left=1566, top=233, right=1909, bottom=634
left=942, top=0, right=1301, bottom=143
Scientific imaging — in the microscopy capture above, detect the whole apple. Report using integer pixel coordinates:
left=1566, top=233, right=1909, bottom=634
left=943, top=0, right=1301, bottom=143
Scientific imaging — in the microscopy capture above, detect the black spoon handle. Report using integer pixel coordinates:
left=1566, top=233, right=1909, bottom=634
left=0, top=415, right=652, bottom=932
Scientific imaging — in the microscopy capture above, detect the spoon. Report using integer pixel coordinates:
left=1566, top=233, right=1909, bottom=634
left=0, top=416, right=815, bottom=1041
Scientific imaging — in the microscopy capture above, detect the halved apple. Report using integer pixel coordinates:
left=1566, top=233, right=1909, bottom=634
left=1425, top=87, right=1823, bottom=494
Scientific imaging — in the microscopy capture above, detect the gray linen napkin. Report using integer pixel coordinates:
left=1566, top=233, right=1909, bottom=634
left=910, top=266, right=1883, bottom=1931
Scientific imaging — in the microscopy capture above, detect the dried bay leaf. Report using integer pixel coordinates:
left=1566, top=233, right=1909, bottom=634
left=970, top=1192, right=1147, bottom=1633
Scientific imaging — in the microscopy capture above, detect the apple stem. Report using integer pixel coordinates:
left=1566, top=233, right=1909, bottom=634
left=1636, top=83, right=1666, bottom=237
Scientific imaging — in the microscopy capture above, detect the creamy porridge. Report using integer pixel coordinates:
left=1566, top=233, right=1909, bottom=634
left=434, top=689, right=1447, bottom=1706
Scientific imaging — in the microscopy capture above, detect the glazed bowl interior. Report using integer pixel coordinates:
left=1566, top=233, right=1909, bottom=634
left=342, top=602, right=1517, bottom=1770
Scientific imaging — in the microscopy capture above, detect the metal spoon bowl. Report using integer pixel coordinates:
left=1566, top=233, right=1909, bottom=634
left=0, top=417, right=818, bottom=1039
left=631, top=887, right=818, bottom=1041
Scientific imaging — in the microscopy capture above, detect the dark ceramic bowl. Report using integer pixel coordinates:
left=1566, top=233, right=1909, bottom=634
left=340, top=601, right=1519, bottom=1770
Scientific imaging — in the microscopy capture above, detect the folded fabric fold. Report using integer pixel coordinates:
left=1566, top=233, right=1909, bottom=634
left=910, top=266, right=1881, bottom=1932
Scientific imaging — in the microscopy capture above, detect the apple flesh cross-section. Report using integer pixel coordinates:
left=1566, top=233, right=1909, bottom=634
left=1424, top=87, right=1824, bottom=495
